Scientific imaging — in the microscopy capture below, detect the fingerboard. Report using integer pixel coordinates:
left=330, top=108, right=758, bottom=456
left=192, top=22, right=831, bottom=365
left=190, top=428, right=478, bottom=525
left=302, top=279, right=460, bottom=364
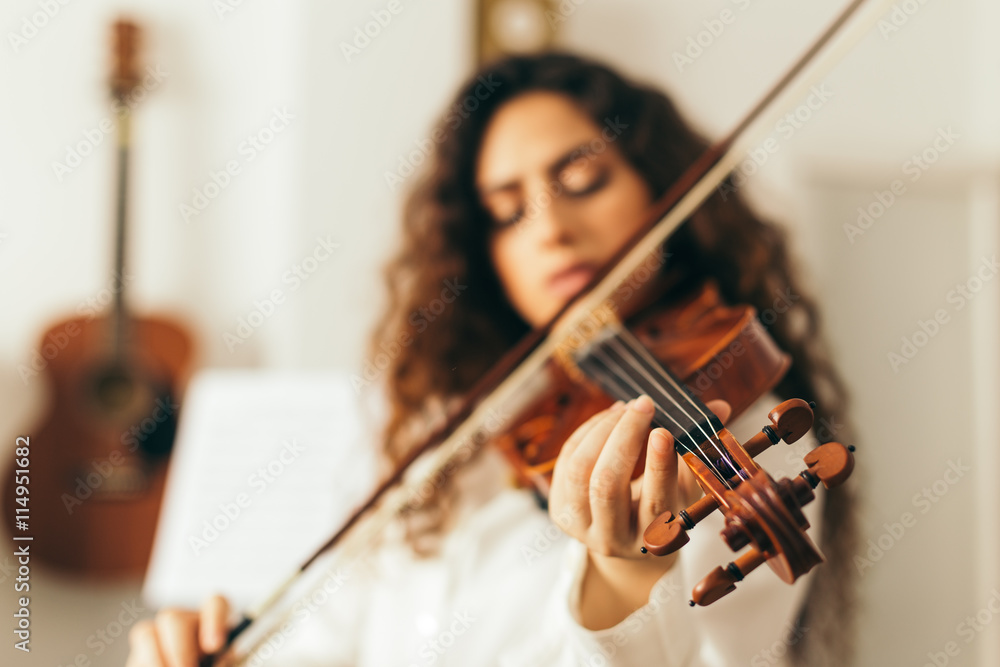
left=573, top=324, right=739, bottom=486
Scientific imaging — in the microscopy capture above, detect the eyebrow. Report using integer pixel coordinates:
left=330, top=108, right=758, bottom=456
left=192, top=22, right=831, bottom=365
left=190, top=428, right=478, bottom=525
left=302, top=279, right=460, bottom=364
left=479, top=142, right=595, bottom=196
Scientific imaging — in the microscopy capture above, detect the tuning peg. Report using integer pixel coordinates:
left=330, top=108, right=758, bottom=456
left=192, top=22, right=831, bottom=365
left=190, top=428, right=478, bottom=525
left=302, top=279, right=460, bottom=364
left=641, top=493, right=719, bottom=556
left=690, top=546, right=768, bottom=606
left=641, top=511, right=689, bottom=556
left=800, top=442, right=855, bottom=489
left=744, top=399, right=814, bottom=457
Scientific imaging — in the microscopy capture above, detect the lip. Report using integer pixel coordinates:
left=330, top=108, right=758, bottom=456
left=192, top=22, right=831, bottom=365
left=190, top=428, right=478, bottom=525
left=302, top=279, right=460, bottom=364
left=548, top=262, right=598, bottom=299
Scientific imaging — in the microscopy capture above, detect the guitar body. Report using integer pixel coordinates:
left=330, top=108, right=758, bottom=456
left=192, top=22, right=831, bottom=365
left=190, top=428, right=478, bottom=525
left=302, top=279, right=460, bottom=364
left=4, top=313, right=193, bottom=576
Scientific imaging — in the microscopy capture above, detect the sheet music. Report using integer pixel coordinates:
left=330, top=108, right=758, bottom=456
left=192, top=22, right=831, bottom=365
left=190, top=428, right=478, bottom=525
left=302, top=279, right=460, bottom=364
left=143, top=370, right=378, bottom=610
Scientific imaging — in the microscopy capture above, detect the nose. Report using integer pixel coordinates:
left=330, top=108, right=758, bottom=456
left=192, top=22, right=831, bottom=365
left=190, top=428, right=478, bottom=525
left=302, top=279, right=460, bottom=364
left=523, top=182, right=576, bottom=246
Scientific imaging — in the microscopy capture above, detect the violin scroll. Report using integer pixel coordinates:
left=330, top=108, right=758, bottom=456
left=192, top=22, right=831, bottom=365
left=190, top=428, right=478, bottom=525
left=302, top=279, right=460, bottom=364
left=640, top=397, right=856, bottom=606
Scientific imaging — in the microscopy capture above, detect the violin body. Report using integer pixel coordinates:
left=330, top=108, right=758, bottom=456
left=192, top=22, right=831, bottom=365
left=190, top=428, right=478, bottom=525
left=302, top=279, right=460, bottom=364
left=4, top=313, right=192, bottom=576
left=493, top=282, right=789, bottom=492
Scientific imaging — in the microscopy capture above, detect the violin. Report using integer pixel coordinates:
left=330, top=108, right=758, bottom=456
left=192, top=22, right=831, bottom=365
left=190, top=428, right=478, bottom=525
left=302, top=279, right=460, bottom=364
left=200, top=0, right=884, bottom=661
left=493, top=278, right=854, bottom=605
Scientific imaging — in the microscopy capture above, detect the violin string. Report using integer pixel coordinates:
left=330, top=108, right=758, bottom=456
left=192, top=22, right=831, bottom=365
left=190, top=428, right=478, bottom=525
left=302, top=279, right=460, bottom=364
left=583, top=355, right=700, bottom=459
left=607, top=334, right=729, bottom=461
left=612, top=329, right=740, bottom=477
left=599, top=335, right=736, bottom=488
left=588, top=345, right=732, bottom=489
left=588, top=336, right=734, bottom=489
left=583, top=351, right=730, bottom=488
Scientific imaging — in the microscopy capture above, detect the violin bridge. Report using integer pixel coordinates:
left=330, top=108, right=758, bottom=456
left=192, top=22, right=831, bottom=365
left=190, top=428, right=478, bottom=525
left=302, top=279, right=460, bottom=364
left=552, top=299, right=621, bottom=380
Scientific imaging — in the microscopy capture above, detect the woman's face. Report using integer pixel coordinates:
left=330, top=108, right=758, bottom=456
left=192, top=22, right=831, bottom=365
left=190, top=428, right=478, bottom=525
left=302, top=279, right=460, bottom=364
left=477, top=91, right=654, bottom=328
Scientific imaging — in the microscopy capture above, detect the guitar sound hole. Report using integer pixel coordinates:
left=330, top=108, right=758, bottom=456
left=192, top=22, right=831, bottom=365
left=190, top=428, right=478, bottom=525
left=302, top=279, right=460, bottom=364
left=87, top=366, right=179, bottom=462
left=94, top=369, right=136, bottom=411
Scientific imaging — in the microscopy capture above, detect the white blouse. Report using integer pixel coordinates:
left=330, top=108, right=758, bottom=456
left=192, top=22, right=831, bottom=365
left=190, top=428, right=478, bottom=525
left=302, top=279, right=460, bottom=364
left=261, top=394, right=822, bottom=666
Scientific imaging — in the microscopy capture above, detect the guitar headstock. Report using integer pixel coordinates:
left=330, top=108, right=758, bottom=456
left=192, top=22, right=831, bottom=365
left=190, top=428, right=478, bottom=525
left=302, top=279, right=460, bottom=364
left=111, top=19, right=141, bottom=101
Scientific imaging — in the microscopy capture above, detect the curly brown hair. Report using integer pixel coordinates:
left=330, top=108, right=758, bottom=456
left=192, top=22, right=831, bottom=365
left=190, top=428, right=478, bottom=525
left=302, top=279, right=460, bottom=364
left=368, top=52, right=859, bottom=666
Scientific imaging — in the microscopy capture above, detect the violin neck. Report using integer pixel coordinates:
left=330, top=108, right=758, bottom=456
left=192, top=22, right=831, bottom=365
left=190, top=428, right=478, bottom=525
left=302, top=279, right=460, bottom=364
left=574, top=325, right=735, bottom=481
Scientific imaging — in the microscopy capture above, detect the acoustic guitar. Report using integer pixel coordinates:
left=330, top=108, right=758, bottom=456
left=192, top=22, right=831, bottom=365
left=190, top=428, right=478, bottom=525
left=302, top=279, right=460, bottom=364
left=3, top=19, right=194, bottom=577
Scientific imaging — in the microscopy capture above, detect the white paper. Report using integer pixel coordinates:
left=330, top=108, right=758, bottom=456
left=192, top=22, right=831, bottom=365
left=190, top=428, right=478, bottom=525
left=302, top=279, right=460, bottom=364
left=143, top=369, right=378, bottom=610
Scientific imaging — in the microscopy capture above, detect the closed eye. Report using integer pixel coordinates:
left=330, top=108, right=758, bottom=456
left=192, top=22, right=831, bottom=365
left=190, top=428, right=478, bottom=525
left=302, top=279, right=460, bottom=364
left=495, top=208, right=524, bottom=228
left=558, top=155, right=609, bottom=196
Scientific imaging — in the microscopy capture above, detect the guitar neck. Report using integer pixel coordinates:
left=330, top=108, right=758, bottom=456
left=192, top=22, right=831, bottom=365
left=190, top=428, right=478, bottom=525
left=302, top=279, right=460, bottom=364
left=110, top=106, right=131, bottom=365
left=107, top=18, right=142, bottom=367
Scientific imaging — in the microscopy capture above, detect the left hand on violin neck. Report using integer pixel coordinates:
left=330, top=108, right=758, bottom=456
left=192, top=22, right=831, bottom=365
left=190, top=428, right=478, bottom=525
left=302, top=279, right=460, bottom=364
left=547, top=395, right=730, bottom=629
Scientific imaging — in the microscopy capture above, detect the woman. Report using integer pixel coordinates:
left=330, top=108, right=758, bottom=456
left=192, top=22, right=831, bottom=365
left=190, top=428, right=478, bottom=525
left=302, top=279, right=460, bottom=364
left=127, top=52, right=858, bottom=666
